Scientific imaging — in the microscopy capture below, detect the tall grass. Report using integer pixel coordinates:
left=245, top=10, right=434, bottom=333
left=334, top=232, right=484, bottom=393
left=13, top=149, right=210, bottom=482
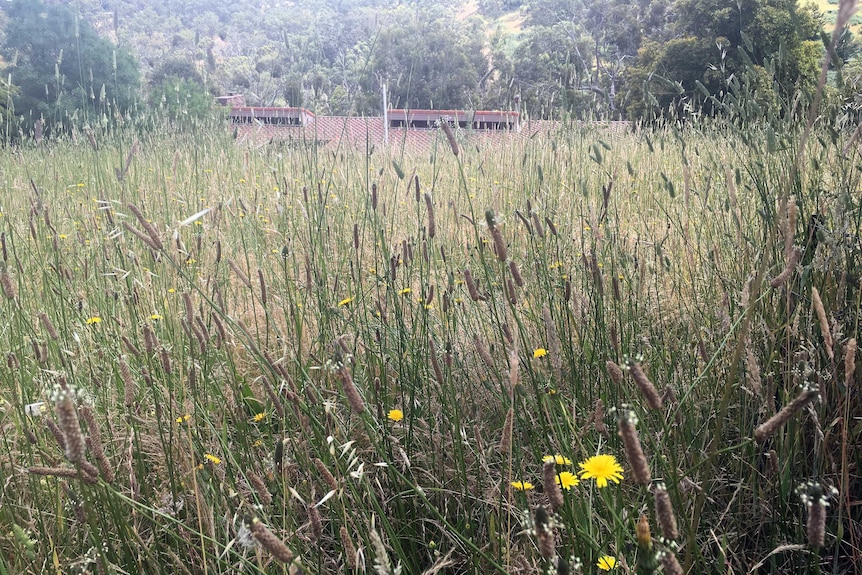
left=0, top=109, right=858, bottom=574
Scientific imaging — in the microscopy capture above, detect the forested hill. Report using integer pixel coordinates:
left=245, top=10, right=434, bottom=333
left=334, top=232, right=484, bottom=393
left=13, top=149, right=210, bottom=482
left=2, top=0, right=859, bottom=123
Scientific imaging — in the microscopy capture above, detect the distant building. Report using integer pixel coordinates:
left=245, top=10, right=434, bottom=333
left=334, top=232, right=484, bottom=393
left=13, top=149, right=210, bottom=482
left=227, top=106, right=315, bottom=127
left=216, top=97, right=558, bottom=147
left=386, top=109, right=519, bottom=131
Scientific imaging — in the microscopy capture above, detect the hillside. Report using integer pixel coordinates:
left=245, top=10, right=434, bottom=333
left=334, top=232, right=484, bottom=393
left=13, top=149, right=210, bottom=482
left=1, top=0, right=856, bottom=123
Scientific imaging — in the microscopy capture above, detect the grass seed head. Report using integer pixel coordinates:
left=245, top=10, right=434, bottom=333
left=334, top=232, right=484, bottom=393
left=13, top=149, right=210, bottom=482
left=754, top=381, right=819, bottom=442
left=52, top=385, right=86, bottom=466
left=340, top=526, right=357, bottom=570
left=653, top=482, right=678, bottom=540
left=249, top=516, right=294, bottom=563
left=543, top=460, right=565, bottom=511
left=0, top=269, right=16, bottom=300
left=845, top=338, right=856, bottom=387
left=626, top=359, right=663, bottom=410
left=618, top=407, right=651, bottom=485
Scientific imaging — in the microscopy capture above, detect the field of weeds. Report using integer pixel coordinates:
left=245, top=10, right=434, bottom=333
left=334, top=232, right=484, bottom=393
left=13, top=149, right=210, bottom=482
left=0, top=117, right=859, bottom=574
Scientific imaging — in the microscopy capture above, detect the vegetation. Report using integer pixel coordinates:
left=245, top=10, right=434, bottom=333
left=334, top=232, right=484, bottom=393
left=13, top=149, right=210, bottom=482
left=1, top=0, right=853, bottom=129
left=0, top=2, right=859, bottom=575
left=0, top=0, right=140, bottom=138
left=1, top=43, right=861, bottom=572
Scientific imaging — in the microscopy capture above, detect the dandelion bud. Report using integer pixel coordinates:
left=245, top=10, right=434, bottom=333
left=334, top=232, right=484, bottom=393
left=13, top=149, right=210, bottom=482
left=636, top=513, right=652, bottom=550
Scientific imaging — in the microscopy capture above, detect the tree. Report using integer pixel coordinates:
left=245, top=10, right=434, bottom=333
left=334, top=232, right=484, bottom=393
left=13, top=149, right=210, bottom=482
left=1, top=0, right=140, bottom=135
left=620, top=0, right=824, bottom=121
left=358, top=6, right=486, bottom=112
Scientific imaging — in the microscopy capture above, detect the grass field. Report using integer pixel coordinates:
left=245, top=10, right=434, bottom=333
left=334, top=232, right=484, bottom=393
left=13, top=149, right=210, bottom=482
left=0, top=111, right=859, bottom=575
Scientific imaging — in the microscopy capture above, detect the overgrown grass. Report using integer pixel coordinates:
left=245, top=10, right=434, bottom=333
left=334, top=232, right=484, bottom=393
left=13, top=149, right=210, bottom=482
left=0, top=114, right=859, bottom=574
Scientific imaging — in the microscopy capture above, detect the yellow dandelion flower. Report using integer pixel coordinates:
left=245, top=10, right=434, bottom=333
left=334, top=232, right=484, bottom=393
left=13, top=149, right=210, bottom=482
left=555, top=471, right=579, bottom=490
left=510, top=481, right=535, bottom=491
left=252, top=412, right=266, bottom=422
left=543, top=454, right=573, bottom=465
left=168, top=288, right=176, bottom=293
left=86, top=317, right=102, bottom=325
left=204, top=453, right=222, bottom=465
left=338, top=296, right=354, bottom=307
left=597, top=555, right=617, bottom=570
left=150, top=314, right=162, bottom=320
left=399, top=288, right=412, bottom=295
left=533, top=348, right=548, bottom=358
left=388, top=409, right=404, bottom=422
left=579, top=454, right=624, bottom=488
left=176, top=414, right=191, bottom=423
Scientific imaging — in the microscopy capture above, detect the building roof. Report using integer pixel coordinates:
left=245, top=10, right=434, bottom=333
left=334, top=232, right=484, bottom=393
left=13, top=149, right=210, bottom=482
left=224, top=104, right=629, bottom=148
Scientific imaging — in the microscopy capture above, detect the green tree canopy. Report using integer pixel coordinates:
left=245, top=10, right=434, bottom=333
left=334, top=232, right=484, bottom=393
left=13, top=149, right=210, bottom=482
left=621, top=0, right=824, bottom=120
left=1, top=0, right=140, bottom=135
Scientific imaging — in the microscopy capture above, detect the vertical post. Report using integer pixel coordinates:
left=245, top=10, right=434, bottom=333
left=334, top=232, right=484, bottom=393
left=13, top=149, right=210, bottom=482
left=382, top=81, right=388, bottom=145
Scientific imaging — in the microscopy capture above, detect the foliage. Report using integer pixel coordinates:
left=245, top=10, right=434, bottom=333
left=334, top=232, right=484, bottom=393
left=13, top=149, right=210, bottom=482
left=0, top=96, right=859, bottom=574
left=148, top=75, right=214, bottom=124
left=620, top=0, right=826, bottom=121
left=0, top=0, right=140, bottom=136
left=358, top=6, right=487, bottom=112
